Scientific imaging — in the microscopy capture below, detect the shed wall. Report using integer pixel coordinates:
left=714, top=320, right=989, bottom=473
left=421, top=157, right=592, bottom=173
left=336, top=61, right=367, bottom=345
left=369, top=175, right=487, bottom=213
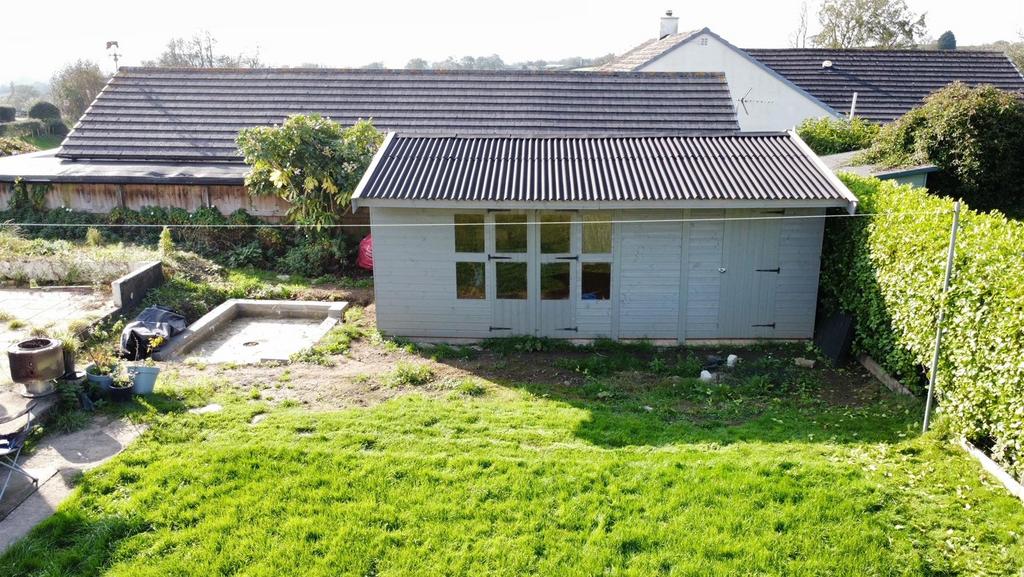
left=370, top=206, right=826, bottom=341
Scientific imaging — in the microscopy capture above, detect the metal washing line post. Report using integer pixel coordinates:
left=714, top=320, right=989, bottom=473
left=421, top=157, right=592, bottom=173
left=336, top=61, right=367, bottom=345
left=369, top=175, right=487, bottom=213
left=923, top=200, right=962, bottom=433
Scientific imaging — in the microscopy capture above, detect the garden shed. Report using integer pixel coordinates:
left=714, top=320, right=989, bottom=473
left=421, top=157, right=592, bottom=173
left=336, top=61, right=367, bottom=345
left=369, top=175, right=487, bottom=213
left=352, top=131, right=858, bottom=341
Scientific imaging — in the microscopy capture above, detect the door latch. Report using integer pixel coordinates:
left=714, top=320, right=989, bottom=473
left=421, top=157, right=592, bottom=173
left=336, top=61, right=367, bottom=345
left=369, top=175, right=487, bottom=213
left=488, top=255, right=512, bottom=261
left=557, top=327, right=579, bottom=332
left=489, top=326, right=512, bottom=331
left=755, top=268, right=781, bottom=273
left=555, top=256, right=579, bottom=261
left=751, top=323, right=776, bottom=328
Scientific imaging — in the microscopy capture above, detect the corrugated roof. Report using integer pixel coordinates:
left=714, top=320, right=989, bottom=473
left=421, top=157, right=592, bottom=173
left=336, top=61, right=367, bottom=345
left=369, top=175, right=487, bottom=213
left=59, top=68, right=739, bottom=162
left=597, top=31, right=701, bottom=71
left=353, top=132, right=856, bottom=207
left=746, top=49, right=1024, bottom=122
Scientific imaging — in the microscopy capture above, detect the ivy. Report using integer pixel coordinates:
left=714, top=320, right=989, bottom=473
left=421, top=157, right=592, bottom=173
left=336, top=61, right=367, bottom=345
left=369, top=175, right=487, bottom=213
left=822, top=174, right=1024, bottom=478
left=795, top=116, right=879, bottom=155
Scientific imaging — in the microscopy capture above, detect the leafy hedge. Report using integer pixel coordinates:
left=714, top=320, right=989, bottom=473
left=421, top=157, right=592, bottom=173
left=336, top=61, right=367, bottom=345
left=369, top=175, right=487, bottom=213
left=859, top=83, right=1024, bottom=215
left=821, top=174, right=1024, bottom=478
left=795, top=116, right=880, bottom=155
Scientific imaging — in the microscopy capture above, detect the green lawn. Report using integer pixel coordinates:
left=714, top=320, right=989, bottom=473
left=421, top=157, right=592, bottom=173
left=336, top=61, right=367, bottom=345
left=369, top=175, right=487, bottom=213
left=19, top=134, right=64, bottom=150
left=2, top=349, right=1022, bottom=576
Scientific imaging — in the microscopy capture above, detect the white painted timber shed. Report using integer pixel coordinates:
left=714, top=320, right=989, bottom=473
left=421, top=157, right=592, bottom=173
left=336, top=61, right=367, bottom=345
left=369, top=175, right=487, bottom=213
left=351, top=131, right=858, bottom=342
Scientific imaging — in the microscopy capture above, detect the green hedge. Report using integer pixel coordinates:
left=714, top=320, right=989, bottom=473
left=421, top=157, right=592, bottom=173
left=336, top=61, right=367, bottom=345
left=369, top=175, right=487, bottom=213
left=795, top=117, right=880, bottom=156
left=0, top=119, right=44, bottom=138
left=821, top=174, right=1024, bottom=478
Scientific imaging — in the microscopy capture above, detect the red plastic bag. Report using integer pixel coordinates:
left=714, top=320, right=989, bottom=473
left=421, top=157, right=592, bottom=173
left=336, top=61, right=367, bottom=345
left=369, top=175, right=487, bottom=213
left=357, top=234, right=373, bottom=270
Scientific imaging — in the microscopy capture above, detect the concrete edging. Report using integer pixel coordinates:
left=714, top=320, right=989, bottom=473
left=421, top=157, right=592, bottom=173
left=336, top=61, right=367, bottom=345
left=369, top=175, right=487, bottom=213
left=960, top=439, right=1024, bottom=503
left=858, top=354, right=915, bottom=397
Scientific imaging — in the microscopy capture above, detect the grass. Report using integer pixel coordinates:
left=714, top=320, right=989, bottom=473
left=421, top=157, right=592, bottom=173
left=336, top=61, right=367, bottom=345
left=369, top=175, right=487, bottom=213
left=20, top=133, right=64, bottom=150
left=2, top=351, right=1023, bottom=576
left=382, top=361, right=434, bottom=387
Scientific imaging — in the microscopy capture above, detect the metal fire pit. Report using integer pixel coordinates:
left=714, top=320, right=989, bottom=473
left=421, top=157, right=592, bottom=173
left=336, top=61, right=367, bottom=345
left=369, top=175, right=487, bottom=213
left=7, top=337, right=65, bottom=397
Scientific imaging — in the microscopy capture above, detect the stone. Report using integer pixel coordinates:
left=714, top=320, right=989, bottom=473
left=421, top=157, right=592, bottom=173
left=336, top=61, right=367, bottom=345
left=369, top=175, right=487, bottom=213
left=794, top=357, right=816, bottom=369
left=189, top=403, right=223, bottom=415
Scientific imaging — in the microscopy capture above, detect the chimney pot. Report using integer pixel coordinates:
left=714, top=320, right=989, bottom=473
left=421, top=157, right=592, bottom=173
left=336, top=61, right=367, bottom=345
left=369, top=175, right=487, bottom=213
left=660, top=10, right=679, bottom=39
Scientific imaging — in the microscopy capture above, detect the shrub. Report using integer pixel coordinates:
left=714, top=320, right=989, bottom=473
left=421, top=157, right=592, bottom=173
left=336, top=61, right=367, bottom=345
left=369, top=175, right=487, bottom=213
left=0, top=106, right=14, bottom=122
left=821, top=174, right=1024, bottom=479
left=282, top=235, right=346, bottom=277
left=47, top=119, right=70, bottom=137
left=383, top=362, right=434, bottom=387
left=859, top=83, right=1024, bottom=215
left=796, top=116, right=880, bottom=155
left=84, top=227, right=103, bottom=246
left=0, top=118, right=44, bottom=138
left=158, top=226, right=174, bottom=256
left=28, top=101, right=61, bottom=120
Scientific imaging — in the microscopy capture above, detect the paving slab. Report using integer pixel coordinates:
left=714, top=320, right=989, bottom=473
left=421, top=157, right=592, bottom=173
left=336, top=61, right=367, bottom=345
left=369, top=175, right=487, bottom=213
left=0, top=416, right=145, bottom=553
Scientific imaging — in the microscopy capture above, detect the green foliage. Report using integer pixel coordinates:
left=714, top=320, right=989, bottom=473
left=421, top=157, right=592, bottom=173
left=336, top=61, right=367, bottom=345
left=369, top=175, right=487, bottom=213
left=28, top=101, right=61, bottom=120
left=382, top=361, right=434, bottom=387
left=46, top=119, right=69, bottom=137
left=0, top=137, right=37, bottom=157
left=50, top=59, right=108, bottom=123
left=821, top=174, right=1024, bottom=478
left=0, top=106, right=13, bottom=122
left=936, top=30, right=956, bottom=50
left=796, top=117, right=880, bottom=155
left=8, top=178, right=48, bottom=212
left=0, top=118, right=44, bottom=138
left=281, top=234, right=346, bottom=277
left=84, top=227, right=103, bottom=246
left=158, top=226, right=174, bottom=257
left=237, top=115, right=383, bottom=228
left=812, top=0, right=927, bottom=48
left=453, top=377, right=486, bottom=396
left=859, top=83, right=1024, bottom=214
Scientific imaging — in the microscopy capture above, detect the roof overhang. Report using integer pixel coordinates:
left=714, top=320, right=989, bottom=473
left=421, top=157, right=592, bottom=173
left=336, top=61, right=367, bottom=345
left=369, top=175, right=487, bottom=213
left=0, top=150, right=248, bottom=186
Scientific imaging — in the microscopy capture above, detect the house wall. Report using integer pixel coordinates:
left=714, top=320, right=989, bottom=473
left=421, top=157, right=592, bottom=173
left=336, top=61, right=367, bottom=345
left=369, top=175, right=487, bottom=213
left=639, top=32, right=838, bottom=131
left=370, top=206, right=827, bottom=341
left=0, top=182, right=370, bottom=227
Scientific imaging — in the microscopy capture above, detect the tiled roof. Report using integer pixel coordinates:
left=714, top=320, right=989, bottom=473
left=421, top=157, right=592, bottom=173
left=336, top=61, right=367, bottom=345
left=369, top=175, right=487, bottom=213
left=353, top=133, right=856, bottom=206
left=597, top=31, right=701, bottom=71
left=746, top=49, right=1024, bottom=122
left=58, top=68, right=739, bottom=162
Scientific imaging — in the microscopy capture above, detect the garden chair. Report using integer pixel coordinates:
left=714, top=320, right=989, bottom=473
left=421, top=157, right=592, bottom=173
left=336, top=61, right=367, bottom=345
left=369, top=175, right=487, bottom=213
left=0, top=402, right=39, bottom=504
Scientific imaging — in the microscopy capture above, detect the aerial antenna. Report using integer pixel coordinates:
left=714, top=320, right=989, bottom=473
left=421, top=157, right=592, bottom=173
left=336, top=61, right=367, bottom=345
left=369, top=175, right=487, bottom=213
left=106, top=41, right=122, bottom=69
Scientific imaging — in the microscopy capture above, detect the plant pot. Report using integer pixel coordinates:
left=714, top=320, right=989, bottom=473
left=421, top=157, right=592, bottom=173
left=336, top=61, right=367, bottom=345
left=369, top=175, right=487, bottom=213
left=108, top=382, right=136, bottom=403
left=62, top=349, right=76, bottom=378
left=128, top=366, right=160, bottom=395
left=84, top=363, right=115, bottom=393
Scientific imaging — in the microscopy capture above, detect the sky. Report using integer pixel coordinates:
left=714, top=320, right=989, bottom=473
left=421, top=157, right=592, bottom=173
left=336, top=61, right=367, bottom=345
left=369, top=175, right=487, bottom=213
left=3, top=0, right=1022, bottom=84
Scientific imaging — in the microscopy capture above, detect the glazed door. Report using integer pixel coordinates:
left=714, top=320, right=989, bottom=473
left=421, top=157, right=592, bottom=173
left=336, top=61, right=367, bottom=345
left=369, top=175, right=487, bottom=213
left=488, top=212, right=533, bottom=335
left=536, top=211, right=577, bottom=337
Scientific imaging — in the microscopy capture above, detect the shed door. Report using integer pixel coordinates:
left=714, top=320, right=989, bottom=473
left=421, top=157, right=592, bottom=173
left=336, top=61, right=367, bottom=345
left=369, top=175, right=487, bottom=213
left=537, top=211, right=577, bottom=337
left=719, top=210, right=782, bottom=338
left=489, top=212, right=533, bottom=335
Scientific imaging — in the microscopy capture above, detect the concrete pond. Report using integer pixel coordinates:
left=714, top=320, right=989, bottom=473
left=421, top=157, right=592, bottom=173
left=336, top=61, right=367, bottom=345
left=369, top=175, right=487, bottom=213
left=154, top=299, right=348, bottom=365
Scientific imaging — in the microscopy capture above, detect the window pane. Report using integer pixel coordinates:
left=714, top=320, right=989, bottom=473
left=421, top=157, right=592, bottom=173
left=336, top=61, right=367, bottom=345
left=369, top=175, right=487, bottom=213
left=454, top=214, right=484, bottom=253
left=541, top=262, right=570, bottom=300
left=495, top=262, right=528, bottom=300
left=494, top=213, right=528, bottom=253
left=583, top=212, right=612, bottom=254
left=582, top=263, right=611, bottom=300
left=540, top=212, right=571, bottom=254
left=456, top=262, right=485, bottom=299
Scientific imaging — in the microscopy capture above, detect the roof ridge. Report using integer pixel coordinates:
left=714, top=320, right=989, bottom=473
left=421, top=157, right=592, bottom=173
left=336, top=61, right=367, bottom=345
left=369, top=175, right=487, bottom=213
left=114, top=66, right=726, bottom=79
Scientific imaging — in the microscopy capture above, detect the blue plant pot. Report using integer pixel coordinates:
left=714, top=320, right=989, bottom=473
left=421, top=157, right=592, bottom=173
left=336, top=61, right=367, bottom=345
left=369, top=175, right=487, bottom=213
left=128, top=366, right=160, bottom=395
left=84, top=364, right=114, bottom=393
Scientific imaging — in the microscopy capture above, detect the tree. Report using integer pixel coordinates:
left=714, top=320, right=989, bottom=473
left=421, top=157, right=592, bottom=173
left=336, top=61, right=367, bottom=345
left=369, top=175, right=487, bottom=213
left=789, top=1, right=810, bottom=48
left=237, top=115, right=384, bottom=227
left=3, top=83, right=41, bottom=113
left=812, top=0, right=927, bottom=48
left=937, top=30, right=956, bottom=50
left=142, top=31, right=263, bottom=68
left=28, top=101, right=61, bottom=120
left=860, top=83, right=1024, bottom=213
left=405, top=58, right=429, bottom=70
left=360, top=61, right=385, bottom=69
left=50, top=60, right=108, bottom=123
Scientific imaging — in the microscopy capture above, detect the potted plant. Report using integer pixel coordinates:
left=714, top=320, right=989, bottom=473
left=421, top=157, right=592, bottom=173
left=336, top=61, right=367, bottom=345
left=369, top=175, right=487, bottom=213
left=53, top=329, right=82, bottom=377
left=84, top=348, right=118, bottom=393
left=108, top=368, right=135, bottom=403
left=128, top=358, right=160, bottom=396
left=127, top=336, right=163, bottom=396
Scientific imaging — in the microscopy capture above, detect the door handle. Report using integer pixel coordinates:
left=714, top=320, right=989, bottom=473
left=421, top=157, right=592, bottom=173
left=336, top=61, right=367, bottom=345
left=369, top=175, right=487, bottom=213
left=555, top=256, right=579, bottom=261
left=718, top=267, right=727, bottom=273
left=488, top=255, right=512, bottom=261
left=755, top=268, right=781, bottom=273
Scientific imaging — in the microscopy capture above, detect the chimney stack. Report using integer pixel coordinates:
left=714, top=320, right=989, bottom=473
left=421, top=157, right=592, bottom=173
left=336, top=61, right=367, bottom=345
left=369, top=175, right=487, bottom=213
left=660, top=10, right=679, bottom=39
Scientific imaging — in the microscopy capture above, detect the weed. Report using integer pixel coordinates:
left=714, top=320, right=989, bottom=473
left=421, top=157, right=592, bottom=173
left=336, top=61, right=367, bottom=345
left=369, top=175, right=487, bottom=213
left=279, top=399, right=300, bottom=408
left=7, top=319, right=26, bottom=330
left=454, top=378, right=487, bottom=397
left=383, top=362, right=434, bottom=387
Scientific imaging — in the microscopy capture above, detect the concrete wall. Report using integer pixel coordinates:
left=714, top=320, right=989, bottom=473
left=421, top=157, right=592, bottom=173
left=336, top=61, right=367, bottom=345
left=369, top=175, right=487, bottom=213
left=639, top=31, right=838, bottom=131
left=370, top=206, right=827, bottom=341
left=111, top=260, right=164, bottom=313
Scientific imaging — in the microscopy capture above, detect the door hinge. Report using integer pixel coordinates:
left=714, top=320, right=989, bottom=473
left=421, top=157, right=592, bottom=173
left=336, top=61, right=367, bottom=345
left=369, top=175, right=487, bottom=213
left=555, top=255, right=579, bottom=261
left=751, top=323, right=776, bottom=328
left=489, top=326, right=512, bottom=331
left=755, top=267, right=781, bottom=273
left=558, top=327, right=579, bottom=332
left=488, top=255, right=512, bottom=261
